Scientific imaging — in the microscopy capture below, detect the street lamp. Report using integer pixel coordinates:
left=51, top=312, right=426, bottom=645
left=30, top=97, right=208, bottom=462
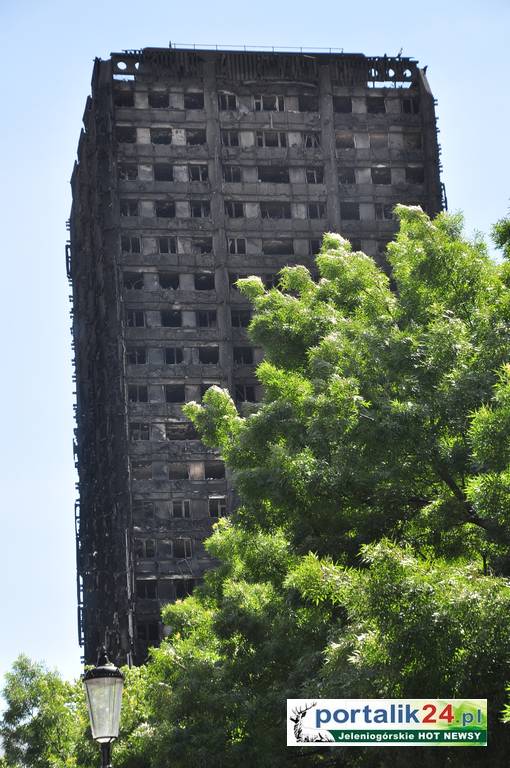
left=83, top=647, right=124, bottom=768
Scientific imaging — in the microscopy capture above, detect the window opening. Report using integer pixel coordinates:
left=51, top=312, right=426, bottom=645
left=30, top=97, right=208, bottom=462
left=161, top=310, right=182, bottom=327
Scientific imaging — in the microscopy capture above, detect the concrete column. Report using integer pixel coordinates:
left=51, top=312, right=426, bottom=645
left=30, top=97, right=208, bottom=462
left=418, top=69, right=443, bottom=214
left=203, top=59, right=233, bottom=390
left=319, top=65, right=340, bottom=231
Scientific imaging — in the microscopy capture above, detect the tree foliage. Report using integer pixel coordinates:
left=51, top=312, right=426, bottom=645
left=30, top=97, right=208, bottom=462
left=3, top=207, right=510, bottom=766
left=0, top=659, right=150, bottom=768
left=0, top=656, right=86, bottom=768
left=191, top=207, right=510, bottom=562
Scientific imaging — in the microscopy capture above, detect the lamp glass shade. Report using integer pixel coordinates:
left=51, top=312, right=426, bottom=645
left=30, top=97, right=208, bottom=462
left=83, top=672, right=123, bottom=743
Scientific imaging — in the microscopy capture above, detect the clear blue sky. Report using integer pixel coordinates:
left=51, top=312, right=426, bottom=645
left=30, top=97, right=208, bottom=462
left=0, top=0, right=508, bottom=688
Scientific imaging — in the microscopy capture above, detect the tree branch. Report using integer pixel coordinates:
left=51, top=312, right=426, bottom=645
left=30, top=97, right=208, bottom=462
left=432, top=456, right=509, bottom=542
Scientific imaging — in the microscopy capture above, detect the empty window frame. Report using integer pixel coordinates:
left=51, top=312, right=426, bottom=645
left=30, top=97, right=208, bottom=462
left=406, top=165, right=425, bottom=183
left=371, top=166, right=391, bottom=185
left=306, top=167, right=324, bottom=184
left=229, top=237, right=246, bottom=254
left=402, top=96, right=420, bottom=114
left=171, top=499, right=191, bottom=518
left=186, top=129, right=207, bottom=146
left=123, top=272, right=144, bottom=290
left=262, top=239, right=293, bottom=255
left=221, top=130, right=239, bottom=147
left=235, top=383, right=256, bottom=402
left=166, top=422, right=197, bottom=440
left=136, top=580, right=157, bottom=599
left=174, top=538, right=192, bottom=558
left=303, top=132, right=321, bottom=149
left=127, top=347, right=147, bottom=365
left=340, top=202, right=360, bottom=220
left=201, top=382, right=219, bottom=398
left=191, top=237, right=213, bottom=254
left=197, top=310, right=217, bottom=328
left=130, top=422, right=150, bottom=441
left=171, top=420, right=192, bottom=441
left=333, top=95, right=352, bottom=113
left=190, top=200, right=210, bottom=218
left=155, top=200, right=176, bottom=218
left=231, top=309, right=251, bottom=328
left=375, top=203, right=394, bottom=220
left=225, top=201, right=244, bottom=218
left=175, top=579, right=196, bottom=598
left=307, top=202, right=326, bottom=219
left=126, top=309, right=145, bottom=327
left=161, top=310, right=182, bottom=327
left=184, top=92, right=204, bottom=109
left=229, top=272, right=248, bottom=290
left=154, top=163, right=174, bottom=181
left=150, top=128, right=172, bottom=145
left=118, top=163, right=138, bottom=180
left=218, top=91, right=237, bottom=110
left=403, top=131, right=423, bottom=150
left=189, top=163, right=209, bottom=182
left=120, top=199, right=138, bottom=217
left=258, top=166, right=289, bottom=183
left=198, top=346, right=219, bottom=364
left=209, top=496, right=227, bottom=517
left=131, top=460, right=152, bottom=480
left=369, top=132, right=388, bottom=148
left=135, top=538, right=156, bottom=558
left=137, top=620, right=159, bottom=646
left=158, top=236, right=177, bottom=254
left=298, top=93, right=319, bottom=111
left=338, top=168, right=355, bottom=184
left=223, top=165, right=242, bottom=183
left=336, top=131, right=355, bottom=149
left=254, top=94, right=285, bottom=111
left=256, top=131, right=287, bottom=148
left=165, top=384, right=186, bottom=403
left=233, top=346, right=254, bottom=364
left=195, top=273, right=215, bottom=291
left=159, top=534, right=176, bottom=554
left=114, top=90, right=134, bottom=107
left=263, top=273, right=279, bottom=289
left=117, top=126, right=137, bottom=143
left=165, top=347, right=184, bottom=364
left=366, top=96, right=386, bottom=114
left=158, top=272, right=179, bottom=290
left=350, top=238, right=362, bottom=251
left=128, top=384, right=148, bottom=403
left=148, top=91, right=169, bottom=108
left=204, top=461, right=225, bottom=480
left=260, top=201, right=291, bottom=219
left=309, top=238, right=321, bottom=255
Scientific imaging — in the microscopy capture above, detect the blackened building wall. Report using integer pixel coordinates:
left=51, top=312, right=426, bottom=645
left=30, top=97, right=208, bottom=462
left=69, top=46, right=443, bottom=665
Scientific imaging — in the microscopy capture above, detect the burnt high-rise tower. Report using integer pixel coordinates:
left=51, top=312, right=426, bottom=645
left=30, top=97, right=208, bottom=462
left=69, top=46, right=443, bottom=665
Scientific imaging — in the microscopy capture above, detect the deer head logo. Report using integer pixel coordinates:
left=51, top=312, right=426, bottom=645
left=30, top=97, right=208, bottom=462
left=290, top=701, right=335, bottom=743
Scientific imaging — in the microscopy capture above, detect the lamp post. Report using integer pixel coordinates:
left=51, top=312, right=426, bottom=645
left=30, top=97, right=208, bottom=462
left=83, top=648, right=124, bottom=768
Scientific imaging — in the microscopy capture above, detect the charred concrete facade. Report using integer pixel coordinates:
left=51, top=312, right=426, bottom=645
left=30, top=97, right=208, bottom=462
left=69, top=46, right=443, bottom=665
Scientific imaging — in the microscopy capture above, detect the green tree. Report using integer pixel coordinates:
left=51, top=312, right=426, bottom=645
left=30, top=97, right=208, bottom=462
left=150, top=206, right=510, bottom=766
left=0, top=659, right=149, bottom=768
left=0, top=656, right=85, bottom=768
left=189, top=207, right=510, bottom=561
